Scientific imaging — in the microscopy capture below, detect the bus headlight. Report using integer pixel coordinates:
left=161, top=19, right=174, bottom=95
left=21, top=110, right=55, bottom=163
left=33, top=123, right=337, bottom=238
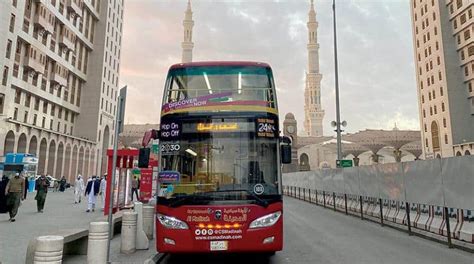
left=249, top=211, right=281, bottom=229
left=157, top=214, right=189, bottom=229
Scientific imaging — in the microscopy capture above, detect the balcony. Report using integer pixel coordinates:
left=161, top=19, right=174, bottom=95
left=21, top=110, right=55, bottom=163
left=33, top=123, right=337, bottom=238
left=23, top=55, right=44, bottom=73
left=50, top=70, right=68, bottom=87
left=33, top=5, right=54, bottom=34
left=67, top=0, right=82, bottom=18
left=59, top=34, right=75, bottom=51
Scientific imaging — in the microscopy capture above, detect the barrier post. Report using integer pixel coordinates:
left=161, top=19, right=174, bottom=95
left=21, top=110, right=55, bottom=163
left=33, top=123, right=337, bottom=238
left=303, top=188, right=306, bottom=201
left=405, top=202, right=412, bottom=236
left=121, top=211, right=138, bottom=254
left=379, top=198, right=384, bottom=226
left=142, top=206, right=154, bottom=240
left=333, top=192, right=336, bottom=211
left=308, top=189, right=311, bottom=203
left=34, top=235, right=64, bottom=264
left=444, top=207, right=453, bottom=248
left=315, top=190, right=318, bottom=205
left=298, top=187, right=301, bottom=199
left=359, top=196, right=363, bottom=220
left=344, top=194, right=348, bottom=215
left=87, top=222, right=109, bottom=264
left=323, top=191, right=326, bottom=208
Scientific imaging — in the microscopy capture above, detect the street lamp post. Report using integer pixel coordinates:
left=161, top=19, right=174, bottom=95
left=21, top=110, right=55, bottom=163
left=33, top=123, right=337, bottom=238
left=332, top=0, right=343, bottom=167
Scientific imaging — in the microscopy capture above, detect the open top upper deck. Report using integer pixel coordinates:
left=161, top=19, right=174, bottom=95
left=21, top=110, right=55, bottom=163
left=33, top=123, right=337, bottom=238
left=162, top=61, right=278, bottom=116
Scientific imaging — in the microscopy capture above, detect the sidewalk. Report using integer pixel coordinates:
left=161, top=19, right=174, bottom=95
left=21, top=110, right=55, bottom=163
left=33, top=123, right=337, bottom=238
left=0, top=189, right=155, bottom=263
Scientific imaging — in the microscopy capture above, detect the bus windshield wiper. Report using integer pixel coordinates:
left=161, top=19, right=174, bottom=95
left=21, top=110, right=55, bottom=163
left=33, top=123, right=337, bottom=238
left=202, top=189, right=269, bottom=208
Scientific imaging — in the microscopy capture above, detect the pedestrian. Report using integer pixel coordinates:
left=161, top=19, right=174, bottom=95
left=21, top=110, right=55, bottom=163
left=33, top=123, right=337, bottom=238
left=5, top=172, right=25, bottom=222
left=85, top=176, right=100, bottom=212
left=0, top=175, right=10, bottom=214
left=35, top=174, right=50, bottom=213
left=131, top=176, right=139, bottom=201
left=59, top=176, right=67, bottom=192
left=74, top=174, right=85, bottom=204
left=100, top=175, right=107, bottom=211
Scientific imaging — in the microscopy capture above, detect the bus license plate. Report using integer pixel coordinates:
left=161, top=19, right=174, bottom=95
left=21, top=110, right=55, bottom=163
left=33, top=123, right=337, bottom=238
left=210, top=241, right=228, bottom=251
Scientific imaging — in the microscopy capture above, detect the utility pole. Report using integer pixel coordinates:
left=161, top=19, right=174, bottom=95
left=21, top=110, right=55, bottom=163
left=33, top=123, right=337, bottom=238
left=332, top=0, right=343, bottom=166
left=106, top=86, right=127, bottom=263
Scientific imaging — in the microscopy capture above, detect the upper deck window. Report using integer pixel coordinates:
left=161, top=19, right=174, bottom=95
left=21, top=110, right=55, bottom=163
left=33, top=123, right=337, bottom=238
left=164, top=66, right=276, bottom=109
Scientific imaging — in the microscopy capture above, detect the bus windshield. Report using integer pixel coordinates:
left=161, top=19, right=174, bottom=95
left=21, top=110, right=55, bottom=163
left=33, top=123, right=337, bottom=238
left=159, top=130, right=279, bottom=201
left=163, top=66, right=276, bottom=111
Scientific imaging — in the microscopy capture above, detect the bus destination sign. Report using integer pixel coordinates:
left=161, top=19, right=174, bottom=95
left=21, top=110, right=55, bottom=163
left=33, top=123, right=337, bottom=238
left=256, top=118, right=277, bottom=138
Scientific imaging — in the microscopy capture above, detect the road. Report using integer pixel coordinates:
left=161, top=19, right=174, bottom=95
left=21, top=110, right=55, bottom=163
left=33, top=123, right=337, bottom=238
left=160, top=196, right=473, bottom=264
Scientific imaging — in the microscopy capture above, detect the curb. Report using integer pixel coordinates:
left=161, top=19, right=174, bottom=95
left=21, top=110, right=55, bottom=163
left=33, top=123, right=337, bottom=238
left=144, top=252, right=167, bottom=264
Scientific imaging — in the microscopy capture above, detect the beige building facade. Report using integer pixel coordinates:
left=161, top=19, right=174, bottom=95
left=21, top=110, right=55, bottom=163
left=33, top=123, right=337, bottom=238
left=0, top=0, right=124, bottom=182
left=410, top=0, right=473, bottom=158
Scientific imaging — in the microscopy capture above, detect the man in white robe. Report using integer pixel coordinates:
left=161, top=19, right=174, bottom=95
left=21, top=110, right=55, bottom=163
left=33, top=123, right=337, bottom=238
left=100, top=175, right=107, bottom=211
left=85, top=176, right=100, bottom=212
left=74, top=175, right=84, bottom=204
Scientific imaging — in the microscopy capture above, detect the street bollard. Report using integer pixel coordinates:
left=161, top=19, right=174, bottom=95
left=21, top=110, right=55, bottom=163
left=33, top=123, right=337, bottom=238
left=134, top=202, right=150, bottom=250
left=34, top=235, right=64, bottom=264
left=143, top=205, right=155, bottom=240
left=121, top=211, right=138, bottom=254
left=87, top=222, right=108, bottom=264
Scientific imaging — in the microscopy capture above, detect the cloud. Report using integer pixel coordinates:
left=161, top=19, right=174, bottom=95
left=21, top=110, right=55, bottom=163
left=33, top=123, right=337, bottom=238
left=119, top=0, right=419, bottom=135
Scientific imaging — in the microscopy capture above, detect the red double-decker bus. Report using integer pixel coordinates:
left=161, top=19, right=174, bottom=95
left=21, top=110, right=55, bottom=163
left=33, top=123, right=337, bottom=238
left=140, top=61, right=291, bottom=255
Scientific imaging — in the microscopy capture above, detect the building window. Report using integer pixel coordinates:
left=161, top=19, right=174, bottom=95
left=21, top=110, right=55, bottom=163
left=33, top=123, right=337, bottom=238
left=464, top=29, right=471, bottom=41
left=442, top=102, right=445, bottom=112
left=431, top=121, right=440, bottom=151
left=25, top=94, right=30, bottom=107
left=425, top=138, right=429, bottom=148
left=9, top=14, right=15, bottom=33
left=5, top=39, right=12, bottom=59
left=444, top=134, right=448, bottom=144
left=2, top=66, right=8, bottom=86
left=42, top=117, right=45, bottom=128
left=43, top=101, right=48, bottom=114
left=424, top=124, right=427, bottom=132
left=50, top=119, right=53, bottom=130
left=14, top=89, right=21, bottom=104
left=23, top=111, right=28, bottom=123
left=0, top=93, right=4, bottom=114
left=443, top=118, right=447, bottom=128
left=13, top=107, right=18, bottom=120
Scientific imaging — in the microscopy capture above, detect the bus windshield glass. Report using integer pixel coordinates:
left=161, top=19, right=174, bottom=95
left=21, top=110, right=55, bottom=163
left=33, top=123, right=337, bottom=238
left=159, top=123, right=279, bottom=202
left=163, top=66, right=276, bottom=111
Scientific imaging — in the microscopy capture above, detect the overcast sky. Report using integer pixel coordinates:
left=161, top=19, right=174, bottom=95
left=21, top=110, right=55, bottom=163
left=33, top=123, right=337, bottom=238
left=119, top=0, right=419, bottom=136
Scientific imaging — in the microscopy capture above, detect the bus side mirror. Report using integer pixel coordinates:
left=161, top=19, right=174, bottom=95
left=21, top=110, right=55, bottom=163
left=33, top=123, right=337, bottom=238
left=280, top=136, right=292, bottom=164
left=138, top=148, right=150, bottom=168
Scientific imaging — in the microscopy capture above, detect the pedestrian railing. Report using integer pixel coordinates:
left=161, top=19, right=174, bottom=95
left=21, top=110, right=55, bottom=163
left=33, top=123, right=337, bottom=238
left=283, top=155, right=474, bottom=250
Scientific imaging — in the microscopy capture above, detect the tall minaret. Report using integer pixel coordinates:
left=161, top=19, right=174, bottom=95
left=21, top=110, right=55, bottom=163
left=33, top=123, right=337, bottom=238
left=304, top=0, right=324, bottom=137
left=182, top=0, right=194, bottom=63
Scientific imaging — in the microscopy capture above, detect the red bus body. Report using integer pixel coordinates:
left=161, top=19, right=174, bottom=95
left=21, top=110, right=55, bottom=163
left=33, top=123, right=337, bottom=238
left=156, top=202, right=283, bottom=253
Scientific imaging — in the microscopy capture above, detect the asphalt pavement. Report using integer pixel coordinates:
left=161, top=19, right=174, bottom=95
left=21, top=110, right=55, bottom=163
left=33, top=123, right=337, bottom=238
left=160, top=196, right=473, bottom=264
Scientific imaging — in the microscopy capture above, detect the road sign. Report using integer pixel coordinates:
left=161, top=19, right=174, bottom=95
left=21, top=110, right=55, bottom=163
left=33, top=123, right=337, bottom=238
left=336, top=159, right=353, bottom=168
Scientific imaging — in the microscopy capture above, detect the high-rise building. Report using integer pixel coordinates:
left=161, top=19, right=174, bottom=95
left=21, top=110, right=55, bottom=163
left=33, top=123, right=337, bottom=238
left=304, top=0, right=324, bottom=137
left=0, top=0, right=124, bottom=181
left=182, top=0, right=194, bottom=63
left=410, top=0, right=473, bottom=158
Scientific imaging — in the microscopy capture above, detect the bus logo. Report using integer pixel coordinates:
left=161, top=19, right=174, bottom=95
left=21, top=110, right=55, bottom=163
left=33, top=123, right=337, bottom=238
left=214, top=210, right=222, bottom=220
left=254, top=184, right=265, bottom=195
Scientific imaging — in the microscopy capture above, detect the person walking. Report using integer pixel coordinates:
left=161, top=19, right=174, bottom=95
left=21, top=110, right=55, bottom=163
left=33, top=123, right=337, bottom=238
left=99, top=175, right=107, bottom=211
left=5, top=172, right=25, bottom=222
left=85, top=176, right=100, bottom=212
left=74, top=174, right=85, bottom=204
left=35, top=175, right=50, bottom=213
left=0, top=175, right=10, bottom=214
left=59, top=176, right=67, bottom=192
left=131, top=176, right=139, bottom=201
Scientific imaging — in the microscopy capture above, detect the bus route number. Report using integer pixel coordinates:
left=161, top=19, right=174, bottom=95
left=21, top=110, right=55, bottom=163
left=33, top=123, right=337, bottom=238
left=257, top=118, right=277, bottom=138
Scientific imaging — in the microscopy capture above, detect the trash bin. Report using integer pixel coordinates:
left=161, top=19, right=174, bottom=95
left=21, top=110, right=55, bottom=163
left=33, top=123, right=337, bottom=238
left=28, top=178, right=35, bottom=192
